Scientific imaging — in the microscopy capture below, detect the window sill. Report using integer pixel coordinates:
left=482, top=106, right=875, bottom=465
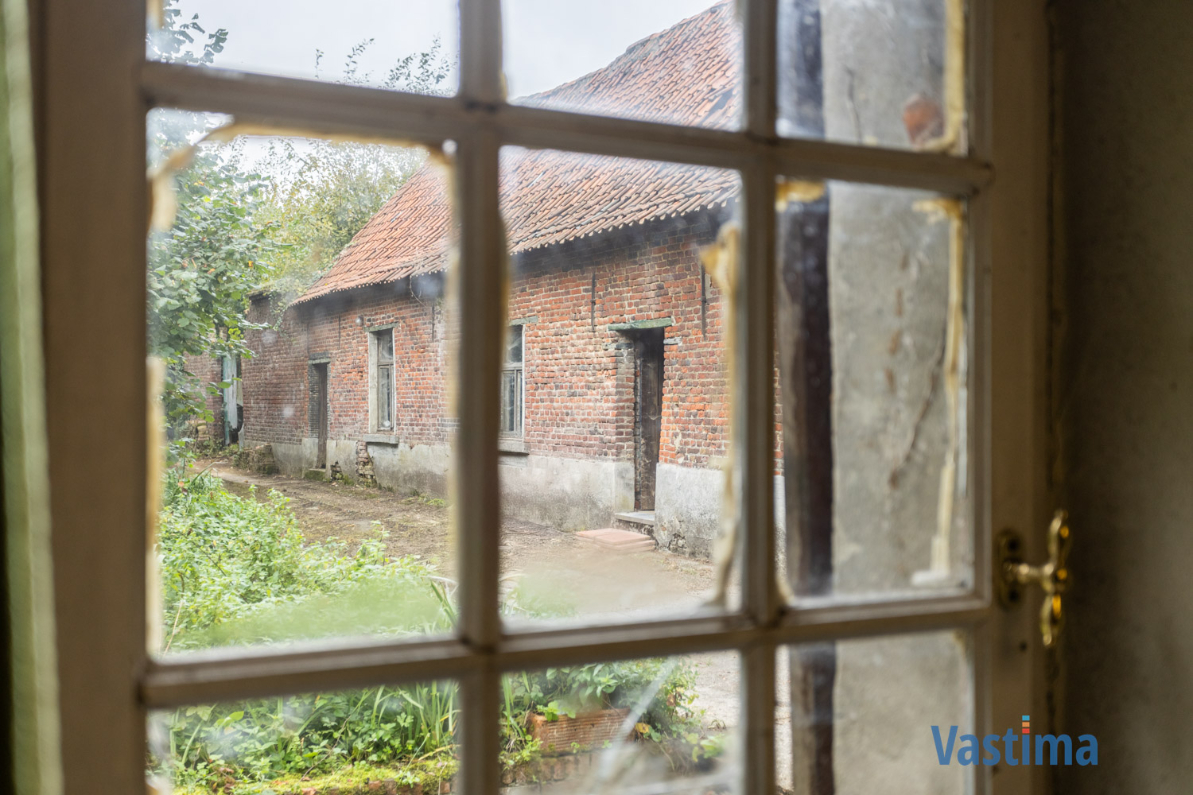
left=498, top=438, right=528, bottom=455
left=363, top=433, right=401, bottom=445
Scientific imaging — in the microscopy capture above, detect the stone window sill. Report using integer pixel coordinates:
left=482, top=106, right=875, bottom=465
left=498, top=438, right=528, bottom=455
left=362, top=433, right=401, bottom=445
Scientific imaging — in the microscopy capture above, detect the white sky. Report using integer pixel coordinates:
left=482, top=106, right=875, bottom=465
left=171, top=0, right=719, bottom=98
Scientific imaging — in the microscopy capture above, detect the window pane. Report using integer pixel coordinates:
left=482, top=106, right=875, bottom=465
left=147, top=0, right=459, bottom=96
left=778, top=0, right=965, bottom=152
left=776, top=181, right=971, bottom=602
left=778, top=632, right=973, bottom=793
left=501, top=652, right=739, bottom=792
left=378, top=330, right=395, bottom=364
left=148, top=109, right=458, bottom=655
left=499, top=147, right=740, bottom=629
left=503, top=0, right=741, bottom=130
left=379, top=364, right=394, bottom=429
left=147, top=681, right=458, bottom=794
left=501, top=369, right=520, bottom=436
left=507, top=324, right=524, bottom=364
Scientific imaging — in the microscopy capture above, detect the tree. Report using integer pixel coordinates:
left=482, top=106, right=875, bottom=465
left=147, top=0, right=227, bottom=67
left=255, top=38, right=453, bottom=300
left=148, top=129, right=278, bottom=435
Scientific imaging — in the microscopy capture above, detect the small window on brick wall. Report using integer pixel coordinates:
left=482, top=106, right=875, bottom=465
left=374, top=329, right=395, bottom=432
left=501, top=325, right=523, bottom=437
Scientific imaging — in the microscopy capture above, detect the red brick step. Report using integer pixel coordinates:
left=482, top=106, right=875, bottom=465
left=575, top=528, right=656, bottom=553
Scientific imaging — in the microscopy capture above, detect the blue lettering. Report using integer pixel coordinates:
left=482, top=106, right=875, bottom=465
left=958, top=734, right=980, bottom=765
left=1077, top=735, right=1098, bottom=766
left=982, top=734, right=1001, bottom=765
left=1035, top=735, right=1072, bottom=765
left=932, top=726, right=958, bottom=765
left=1003, top=729, right=1019, bottom=765
left=935, top=726, right=1097, bottom=766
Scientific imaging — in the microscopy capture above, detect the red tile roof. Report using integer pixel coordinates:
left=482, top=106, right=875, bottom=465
left=295, top=1, right=741, bottom=305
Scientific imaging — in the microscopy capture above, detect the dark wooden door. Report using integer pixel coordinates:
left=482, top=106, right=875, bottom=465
left=634, top=330, right=664, bottom=510
left=313, top=363, right=329, bottom=469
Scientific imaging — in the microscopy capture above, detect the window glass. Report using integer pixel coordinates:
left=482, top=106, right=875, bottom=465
left=498, top=146, right=741, bottom=629
left=148, top=682, right=458, bottom=794
left=147, top=0, right=459, bottom=96
left=506, top=323, right=524, bottom=365
left=501, top=652, right=740, bottom=792
left=374, top=329, right=396, bottom=431
left=378, top=329, right=395, bottom=363
left=501, top=369, right=523, bottom=437
left=776, top=180, right=971, bottom=602
left=147, top=109, right=459, bottom=655
left=503, top=0, right=741, bottom=129
left=777, top=0, right=964, bottom=152
left=378, top=365, right=395, bottom=430
left=777, top=632, right=972, bottom=792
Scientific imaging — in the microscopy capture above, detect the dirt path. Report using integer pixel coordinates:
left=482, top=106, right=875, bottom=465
left=205, top=459, right=716, bottom=619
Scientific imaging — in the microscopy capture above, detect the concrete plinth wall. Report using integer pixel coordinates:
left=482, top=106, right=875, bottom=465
left=249, top=438, right=319, bottom=478
left=368, top=441, right=451, bottom=498
left=499, top=454, right=634, bottom=532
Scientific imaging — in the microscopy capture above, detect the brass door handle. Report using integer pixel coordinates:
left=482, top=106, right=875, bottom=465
left=996, top=510, right=1072, bottom=648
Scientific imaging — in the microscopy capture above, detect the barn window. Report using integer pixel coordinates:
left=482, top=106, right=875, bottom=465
left=372, top=328, right=396, bottom=432
left=500, top=324, right=524, bottom=437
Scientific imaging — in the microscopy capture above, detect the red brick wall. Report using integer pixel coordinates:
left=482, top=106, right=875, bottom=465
left=241, top=210, right=783, bottom=475
left=510, top=215, right=728, bottom=467
left=185, top=352, right=227, bottom=443
left=243, top=279, right=451, bottom=452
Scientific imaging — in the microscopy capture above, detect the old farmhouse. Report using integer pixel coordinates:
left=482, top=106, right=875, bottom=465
left=236, top=3, right=760, bottom=555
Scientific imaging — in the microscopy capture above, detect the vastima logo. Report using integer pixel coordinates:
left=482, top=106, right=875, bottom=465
left=932, top=715, right=1098, bottom=766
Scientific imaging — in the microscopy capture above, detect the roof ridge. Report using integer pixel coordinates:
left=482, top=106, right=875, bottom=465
left=516, top=1, right=733, bottom=106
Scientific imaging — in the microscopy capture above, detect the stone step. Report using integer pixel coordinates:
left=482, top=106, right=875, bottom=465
left=613, top=510, right=656, bottom=527
left=575, top=528, right=656, bottom=553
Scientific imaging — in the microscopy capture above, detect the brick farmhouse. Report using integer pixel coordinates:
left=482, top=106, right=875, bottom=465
left=235, top=3, right=772, bottom=555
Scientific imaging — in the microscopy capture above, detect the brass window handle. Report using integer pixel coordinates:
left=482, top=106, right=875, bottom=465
left=996, top=510, right=1072, bottom=648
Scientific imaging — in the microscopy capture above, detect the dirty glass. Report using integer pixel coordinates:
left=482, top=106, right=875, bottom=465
left=497, top=146, right=742, bottom=629
left=147, top=109, right=459, bottom=655
left=775, top=180, right=972, bottom=602
left=777, top=632, right=973, bottom=793
left=778, top=0, right=965, bottom=153
left=501, top=652, right=740, bottom=793
left=147, top=0, right=459, bottom=95
left=147, top=681, right=459, bottom=795
left=503, top=0, right=741, bottom=130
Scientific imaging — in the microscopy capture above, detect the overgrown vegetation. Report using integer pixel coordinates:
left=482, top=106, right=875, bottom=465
left=152, top=474, right=723, bottom=794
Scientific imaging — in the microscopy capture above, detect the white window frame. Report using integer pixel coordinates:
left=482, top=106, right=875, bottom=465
left=35, top=1, right=1054, bottom=794
left=500, top=323, right=524, bottom=438
left=369, top=326, right=397, bottom=433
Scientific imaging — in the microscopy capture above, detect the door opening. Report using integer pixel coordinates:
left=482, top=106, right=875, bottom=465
left=633, top=329, right=664, bottom=511
left=310, top=362, right=329, bottom=469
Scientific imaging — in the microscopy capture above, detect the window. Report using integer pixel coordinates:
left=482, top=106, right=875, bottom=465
left=500, top=324, right=523, bottom=436
left=373, top=328, right=396, bottom=432
left=37, top=1, right=1054, bottom=793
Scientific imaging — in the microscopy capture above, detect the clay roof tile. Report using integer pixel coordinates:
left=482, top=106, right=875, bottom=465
left=295, top=1, right=740, bottom=305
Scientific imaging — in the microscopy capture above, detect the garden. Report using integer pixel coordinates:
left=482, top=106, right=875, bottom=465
left=148, top=468, right=731, bottom=794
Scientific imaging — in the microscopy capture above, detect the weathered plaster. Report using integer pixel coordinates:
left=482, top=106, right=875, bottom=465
left=1059, top=1, right=1193, bottom=790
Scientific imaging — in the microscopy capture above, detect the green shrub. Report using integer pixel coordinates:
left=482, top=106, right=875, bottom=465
left=158, top=473, right=448, bottom=651
left=152, top=473, right=721, bottom=793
